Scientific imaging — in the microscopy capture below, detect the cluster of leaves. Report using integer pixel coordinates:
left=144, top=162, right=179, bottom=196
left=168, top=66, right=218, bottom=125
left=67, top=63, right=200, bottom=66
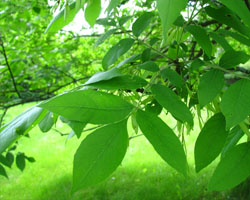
left=1, top=0, right=250, bottom=194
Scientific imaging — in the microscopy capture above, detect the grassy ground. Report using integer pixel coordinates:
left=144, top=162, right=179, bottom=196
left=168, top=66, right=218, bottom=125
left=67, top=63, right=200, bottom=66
left=0, top=104, right=246, bottom=200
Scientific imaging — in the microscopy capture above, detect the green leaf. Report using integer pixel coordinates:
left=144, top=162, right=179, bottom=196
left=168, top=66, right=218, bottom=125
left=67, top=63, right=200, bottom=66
left=221, top=79, right=250, bottom=129
left=219, top=50, right=250, bottom=69
left=218, top=29, right=250, bottom=46
left=45, top=2, right=82, bottom=33
left=160, top=68, right=183, bottom=89
left=219, top=0, right=250, bottom=29
left=16, top=153, right=25, bottom=171
left=156, top=0, right=187, bottom=45
left=115, top=54, right=140, bottom=69
left=39, top=90, right=133, bottom=125
left=137, top=61, right=159, bottom=72
left=209, top=32, right=232, bottom=51
left=106, top=0, right=122, bottom=15
left=85, top=67, right=123, bottom=85
left=94, top=29, right=117, bottom=47
left=198, top=69, right=224, bottom=107
left=151, top=84, right=193, bottom=126
left=86, top=75, right=148, bottom=90
left=194, top=113, right=228, bottom=172
left=0, top=152, right=14, bottom=168
left=0, top=107, right=45, bottom=154
left=205, top=6, right=250, bottom=38
left=185, top=25, right=212, bottom=57
left=132, top=12, right=154, bottom=37
left=85, top=0, right=101, bottom=27
left=221, top=126, right=244, bottom=158
left=208, top=142, right=250, bottom=191
left=67, top=120, right=86, bottom=138
left=38, top=112, right=54, bottom=133
left=136, top=110, right=187, bottom=175
left=102, top=38, right=134, bottom=70
left=0, top=164, right=8, bottom=178
left=72, top=120, right=128, bottom=193
left=145, top=100, right=163, bottom=116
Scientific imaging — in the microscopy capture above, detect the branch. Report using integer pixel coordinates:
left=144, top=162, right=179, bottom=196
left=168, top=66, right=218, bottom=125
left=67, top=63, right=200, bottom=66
left=0, top=37, right=22, bottom=99
left=244, top=0, right=250, bottom=11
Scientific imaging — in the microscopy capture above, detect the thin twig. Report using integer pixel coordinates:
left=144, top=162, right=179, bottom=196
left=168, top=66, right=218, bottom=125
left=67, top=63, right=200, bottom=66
left=0, top=37, right=22, bottom=98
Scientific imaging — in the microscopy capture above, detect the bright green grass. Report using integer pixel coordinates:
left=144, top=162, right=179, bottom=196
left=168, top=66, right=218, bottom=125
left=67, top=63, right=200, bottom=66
left=0, top=104, right=245, bottom=200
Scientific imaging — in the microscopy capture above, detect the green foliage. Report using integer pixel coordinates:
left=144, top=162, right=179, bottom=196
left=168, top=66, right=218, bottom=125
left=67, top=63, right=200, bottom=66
left=72, top=120, right=128, bottom=192
left=1, top=0, right=250, bottom=194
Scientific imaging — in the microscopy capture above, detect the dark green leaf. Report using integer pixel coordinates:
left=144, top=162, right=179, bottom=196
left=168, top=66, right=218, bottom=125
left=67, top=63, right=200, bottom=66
left=156, top=0, right=188, bottom=44
left=221, top=79, right=250, bottom=129
left=219, top=50, right=250, bottom=69
left=25, top=156, right=36, bottom=163
left=205, top=6, right=250, bottom=38
left=67, top=121, right=86, bottom=138
left=161, top=68, right=183, bottom=89
left=0, top=107, right=45, bottom=154
left=87, top=75, right=148, bottom=90
left=151, top=84, right=193, bottom=126
left=219, top=0, right=250, bottom=28
left=138, top=61, right=159, bottom=72
left=136, top=110, right=187, bottom=175
left=0, top=155, right=11, bottom=168
left=38, top=112, right=54, bottom=133
left=141, top=48, right=151, bottom=62
left=208, top=142, right=250, bottom=191
left=39, top=90, right=134, bottom=124
left=72, top=120, right=128, bottom=193
left=194, top=113, right=228, bottom=172
left=16, top=153, right=25, bottom=171
left=198, top=69, right=224, bottom=107
left=218, top=29, right=250, bottom=46
left=221, top=126, right=244, bottom=158
left=102, top=38, right=134, bottom=69
left=0, top=164, right=8, bottom=178
left=132, top=12, right=154, bottom=37
left=85, top=0, right=101, bottom=27
left=209, top=32, right=232, bottom=51
left=5, top=152, right=14, bottom=168
left=145, top=99, right=163, bottom=116
left=185, top=25, right=212, bottom=57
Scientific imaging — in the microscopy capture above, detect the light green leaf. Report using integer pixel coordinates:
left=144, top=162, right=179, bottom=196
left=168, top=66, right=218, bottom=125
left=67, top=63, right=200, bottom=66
left=185, top=25, right=212, bottom=57
left=0, top=107, right=45, bottom=154
left=138, top=61, right=159, bottom=72
left=219, top=50, right=250, bottom=69
left=94, top=29, right=117, bottom=47
left=115, top=54, right=140, bottom=69
left=136, top=110, right=187, bottom=175
left=86, top=75, right=148, bottom=90
left=151, top=84, right=193, bottom=126
left=221, top=126, right=244, bottom=158
left=208, top=142, right=250, bottom=191
left=219, top=0, right=250, bottom=28
left=85, top=67, right=123, bottom=85
left=72, top=120, right=128, bottom=193
left=67, top=121, right=86, bottom=138
left=102, top=38, right=134, bottom=70
left=198, top=69, right=224, bottom=107
left=221, top=79, right=250, bottom=129
left=106, top=0, right=122, bottom=15
left=45, top=2, right=83, bottom=33
left=156, top=0, right=187, bottom=45
left=160, top=68, right=183, bottom=89
left=39, top=90, right=133, bottom=125
left=194, top=113, right=228, bottom=172
left=132, top=12, right=154, bottom=37
left=38, top=112, right=54, bottom=133
left=85, top=0, right=101, bottom=27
